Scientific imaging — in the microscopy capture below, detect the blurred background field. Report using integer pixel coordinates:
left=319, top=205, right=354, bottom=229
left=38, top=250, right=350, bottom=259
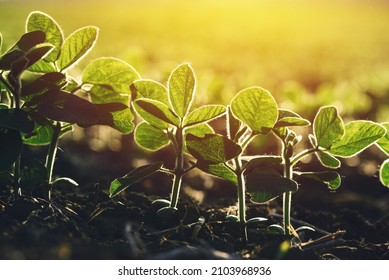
left=1, top=0, right=389, bottom=121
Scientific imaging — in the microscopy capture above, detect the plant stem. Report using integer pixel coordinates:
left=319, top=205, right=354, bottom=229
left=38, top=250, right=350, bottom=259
left=170, top=127, right=184, bottom=208
left=45, top=122, right=61, bottom=201
left=283, top=157, right=293, bottom=236
left=290, top=147, right=319, bottom=167
left=234, top=157, right=246, bottom=223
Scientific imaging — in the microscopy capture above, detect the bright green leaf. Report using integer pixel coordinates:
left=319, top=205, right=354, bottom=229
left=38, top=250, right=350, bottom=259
left=135, top=98, right=180, bottom=127
left=89, top=85, right=129, bottom=105
left=231, top=86, right=278, bottom=134
left=377, top=122, right=389, bottom=155
left=274, top=109, right=310, bottom=128
left=28, top=60, right=56, bottom=73
left=184, top=123, right=214, bottom=137
left=92, top=103, right=134, bottom=134
left=186, top=133, right=242, bottom=164
left=296, top=171, right=341, bottom=190
left=330, top=121, right=386, bottom=157
left=57, top=26, right=98, bottom=71
left=316, top=151, right=341, bottom=169
left=110, top=162, right=163, bottom=197
left=168, top=63, right=195, bottom=118
left=313, top=106, right=344, bottom=149
left=380, top=159, right=389, bottom=187
left=0, top=128, right=23, bottom=170
left=247, top=168, right=298, bottom=203
left=183, top=105, right=225, bottom=127
left=131, top=79, right=169, bottom=105
left=26, top=11, right=64, bottom=62
left=135, top=122, right=169, bottom=151
left=83, top=57, right=140, bottom=94
left=195, top=162, right=238, bottom=185
left=23, top=123, right=53, bottom=146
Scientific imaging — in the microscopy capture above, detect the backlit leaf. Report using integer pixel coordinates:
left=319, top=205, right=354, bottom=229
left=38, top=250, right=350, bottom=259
left=94, top=103, right=134, bottom=134
left=135, top=98, right=180, bottom=127
left=89, top=85, right=129, bottom=105
left=184, top=105, right=225, bottom=127
left=83, top=57, right=140, bottom=94
left=330, top=121, right=386, bottom=157
left=28, top=60, right=56, bottom=73
left=135, top=122, right=169, bottom=151
left=195, top=162, right=238, bottom=185
left=110, top=162, right=163, bottom=197
left=131, top=79, right=169, bottom=105
left=231, top=86, right=278, bottom=134
left=186, top=133, right=242, bottom=164
left=380, top=159, right=389, bottom=187
left=15, top=30, right=46, bottom=52
left=313, top=106, right=344, bottom=149
left=57, top=26, right=98, bottom=71
left=377, top=122, right=389, bottom=156
left=0, top=128, right=22, bottom=170
left=274, top=109, right=310, bottom=127
left=242, top=155, right=283, bottom=173
left=247, top=168, right=298, bottom=203
left=168, top=63, right=195, bottom=118
left=316, top=151, right=341, bottom=169
left=296, top=171, right=341, bottom=190
left=26, top=11, right=64, bottom=62
left=21, top=72, right=66, bottom=97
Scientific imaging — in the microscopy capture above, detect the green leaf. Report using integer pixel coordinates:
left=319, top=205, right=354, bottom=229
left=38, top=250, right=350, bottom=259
left=195, top=162, right=238, bottom=185
left=83, top=57, right=140, bottom=94
left=247, top=168, right=298, bottom=203
left=0, top=109, right=34, bottom=134
left=183, top=105, right=226, bottom=127
left=330, top=121, right=386, bottom=157
left=135, top=98, right=180, bottom=127
left=135, top=122, right=169, bottom=151
left=0, top=128, right=23, bottom=170
left=226, top=105, right=241, bottom=140
left=21, top=72, right=66, bottom=97
left=184, top=123, right=215, bottom=153
left=110, top=162, right=163, bottom=197
left=313, top=106, right=344, bottom=149
left=57, top=26, right=98, bottom=71
left=377, top=122, right=389, bottom=156
left=28, top=60, right=56, bottom=73
left=23, top=123, right=53, bottom=146
left=231, top=86, right=278, bottom=134
left=0, top=50, right=25, bottom=70
left=186, top=133, right=242, bottom=164
left=242, top=155, right=283, bottom=173
left=296, top=171, right=341, bottom=190
left=94, top=103, right=134, bottom=134
left=316, top=151, right=341, bottom=169
left=274, top=109, right=311, bottom=128
left=26, top=11, right=64, bottom=62
left=380, top=159, right=389, bottom=187
left=89, top=85, right=129, bottom=105
left=23, top=43, right=54, bottom=69
left=168, top=63, right=195, bottom=118
left=131, top=79, right=169, bottom=105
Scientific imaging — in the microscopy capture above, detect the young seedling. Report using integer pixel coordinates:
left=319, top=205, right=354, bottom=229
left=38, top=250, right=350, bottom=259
left=0, top=11, right=139, bottom=199
left=272, top=106, right=386, bottom=235
left=109, top=63, right=226, bottom=216
left=186, top=87, right=299, bottom=225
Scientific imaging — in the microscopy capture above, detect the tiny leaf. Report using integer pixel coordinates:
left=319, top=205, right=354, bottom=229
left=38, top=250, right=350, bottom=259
left=296, top=171, right=341, bottom=190
left=380, top=159, right=389, bottom=187
left=183, top=105, right=226, bottom=127
left=316, top=151, right=341, bottom=169
left=26, top=11, right=64, bottom=62
left=313, top=106, right=344, bottom=149
left=135, top=98, right=180, bottom=127
left=135, top=122, right=169, bottom=151
left=57, top=26, right=98, bottom=71
left=186, top=133, right=242, bottom=164
left=330, top=121, right=386, bottom=157
left=168, top=63, right=195, bottom=118
left=377, top=122, right=389, bottom=156
left=247, top=168, right=298, bottom=203
left=231, top=86, right=278, bottom=134
left=110, top=162, right=163, bottom=197
left=83, top=57, right=140, bottom=94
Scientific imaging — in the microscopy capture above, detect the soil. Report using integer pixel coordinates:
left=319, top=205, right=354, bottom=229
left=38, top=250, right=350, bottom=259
left=0, top=142, right=388, bottom=260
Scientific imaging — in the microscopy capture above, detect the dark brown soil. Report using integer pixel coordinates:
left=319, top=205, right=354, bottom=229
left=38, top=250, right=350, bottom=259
left=1, top=169, right=388, bottom=260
